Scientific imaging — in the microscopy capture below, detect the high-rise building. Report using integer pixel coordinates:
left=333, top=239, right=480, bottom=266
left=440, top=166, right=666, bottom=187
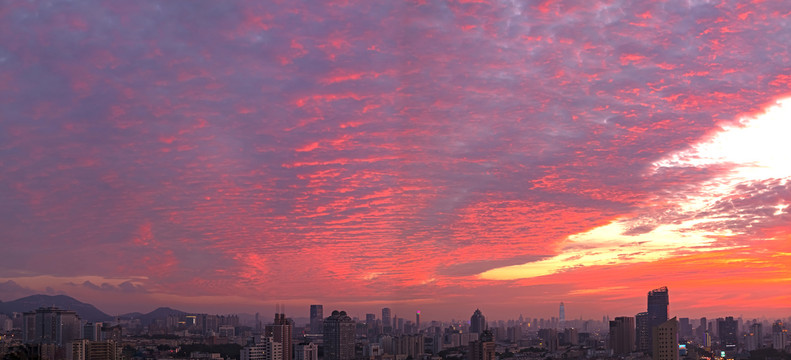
left=22, top=307, right=81, bottom=346
left=309, top=305, right=323, bottom=334
left=717, top=317, right=738, bottom=350
left=382, top=308, right=392, bottom=328
left=746, top=322, right=763, bottom=351
left=772, top=321, right=788, bottom=351
left=265, top=313, right=293, bottom=360
left=468, top=330, right=495, bottom=360
left=559, top=302, right=565, bottom=327
left=609, top=316, right=635, bottom=355
left=538, top=328, right=558, bottom=352
left=647, top=287, right=669, bottom=355
left=470, top=309, right=486, bottom=334
left=241, top=337, right=283, bottom=360
left=323, top=310, right=355, bottom=360
left=294, top=342, right=318, bottom=360
left=636, top=312, right=651, bottom=354
left=652, top=318, right=678, bottom=360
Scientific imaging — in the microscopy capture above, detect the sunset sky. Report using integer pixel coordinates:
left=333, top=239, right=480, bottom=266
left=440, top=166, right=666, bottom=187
left=1, top=0, right=790, bottom=321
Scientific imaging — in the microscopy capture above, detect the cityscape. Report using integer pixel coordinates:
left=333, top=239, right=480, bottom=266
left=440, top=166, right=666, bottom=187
left=2, top=1, right=791, bottom=360
left=0, top=287, right=789, bottom=360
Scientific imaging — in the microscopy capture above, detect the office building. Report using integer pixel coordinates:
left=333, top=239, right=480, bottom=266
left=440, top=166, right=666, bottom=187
left=294, top=342, right=318, bottom=360
left=717, top=317, right=738, bottom=349
left=647, top=287, right=669, bottom=355
left=382, top=308, right=392, bottom=329
left=309, top=305, right=323, bottom=334
left=652, top=317, right=678, bottom=360
left=72, top=339, right=122, bottom=360
left=636, top=312, right=651, bottom=354
left=470, top=309, right=486, bottom=334
left=468, top=330, right=495, bottom=360
left=241, top=337, right=283, bottom=360
left=559, top=302, right=565, bottom=327
left=323, top=310, right=355, bottom=360
left=22, top=307, right=81, bottom=346
left=772, top=321, right=788, bottom=350
left=609, top=316, right=635, bottom=355
left=265, top=313, right=293, bottom=360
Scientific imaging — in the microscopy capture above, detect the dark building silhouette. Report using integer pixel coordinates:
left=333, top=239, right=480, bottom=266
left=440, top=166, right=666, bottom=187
left=646, top=287, right=669, bottom=355
left=382, top=308, right=392, bottom=328
left=470, top=309, right=486, bottom=334
left=609, top=316, right=635, bottom=355
left=310, top=305, right=323, bottom=334
left=636, top=312, right=651, bottom=354
left=323, top=310, right=355, bottom=360
left=717, top=317, right=738, bottom=349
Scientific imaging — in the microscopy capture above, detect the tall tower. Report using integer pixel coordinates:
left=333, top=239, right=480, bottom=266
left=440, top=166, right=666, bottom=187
left=309, top=305, right=323, bottom=334
left=609, top=316, right=635, bottom=355
left=558, top=302, right=565, bottom=328
left=470, top=309, right=486, bottom=334
left=266, top=313, right=293, bottom=360
left=416, top=311, right=420, bottom=332
left=652, top=317, right=678, bottom=360
left=323, top=311, right=355, bottom=360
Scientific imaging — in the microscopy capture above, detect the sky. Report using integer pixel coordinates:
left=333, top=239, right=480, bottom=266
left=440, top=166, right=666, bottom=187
left=1, top=0, right=791, bottom=322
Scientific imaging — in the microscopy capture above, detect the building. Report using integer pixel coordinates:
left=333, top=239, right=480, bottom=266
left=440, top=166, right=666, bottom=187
left=468, top=330, right=495, bottom=360
left=647, top=287, right=669, bottom=355
left=323, top=310, right=355, bottom=360
left=559, top=303, right=565, bottom=328
left=470, top=309, right=486, bottom=334
left=636, top=312, right=651, bottom=354
left=294, top=342, right=318, bottom=360
left=22, top=307, right=81, bottom=346
left=772, top=321, right=788, bottom=351
left=265, top=313, right=293, bottom=360
left=415, top=311, right=420, bottom=332
left=745, top=322, right=762, bottom=351
left=72, top=339, right=122, bottom=360
left=652, top=317, right=678, bottom=360
left=309, top=305, right=323, bottom=334
left=241, top=337, right=283, bottom=360
left=609, top=316, right=635, bottom=355
left=382, top=308, right=392, bottom=330
left=717, top=317, right=738, bottom=350
left=538, top=329, right=559, bottom=352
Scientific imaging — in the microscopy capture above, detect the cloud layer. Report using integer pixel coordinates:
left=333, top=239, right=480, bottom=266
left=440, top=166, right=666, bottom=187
left=1, top=0, right=790, bottom=319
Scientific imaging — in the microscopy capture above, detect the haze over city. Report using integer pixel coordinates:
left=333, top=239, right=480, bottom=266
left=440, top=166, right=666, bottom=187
left=1, top=0, right=790, bottom=321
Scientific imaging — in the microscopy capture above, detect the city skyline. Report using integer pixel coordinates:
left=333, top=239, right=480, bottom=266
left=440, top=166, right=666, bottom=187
left=2, top=1, right=791, bottom=319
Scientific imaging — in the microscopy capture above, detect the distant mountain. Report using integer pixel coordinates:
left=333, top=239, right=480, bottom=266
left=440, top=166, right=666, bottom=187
left=120, top=307, right=187, bottom=325
left=0, top=294, right=113, bottom=322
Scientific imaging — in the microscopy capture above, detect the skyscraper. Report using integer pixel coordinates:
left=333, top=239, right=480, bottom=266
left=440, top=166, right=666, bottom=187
left=772, top=321, right=788, bottom=350
left=241, top=337, right=283, bottom=360
left=559, top=302, right=565, bottom=327
left=646, top=287, right=669, bottom=355
left=636, top=312, right=651, bottom=354
left=382, top=308, right=392, bottom=328
left=717, top=317, right=738, bottom=350
left=652, top=317, right=678, bottom=360
left=470, top=309, right=486, bottom=334
left=609, top=316, right=635, bottom=355
left=323, top=311, right=355, bottom=360
left=309, top=305, right=323, bottom=334
left=265, top=313, right=293, bottom=360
